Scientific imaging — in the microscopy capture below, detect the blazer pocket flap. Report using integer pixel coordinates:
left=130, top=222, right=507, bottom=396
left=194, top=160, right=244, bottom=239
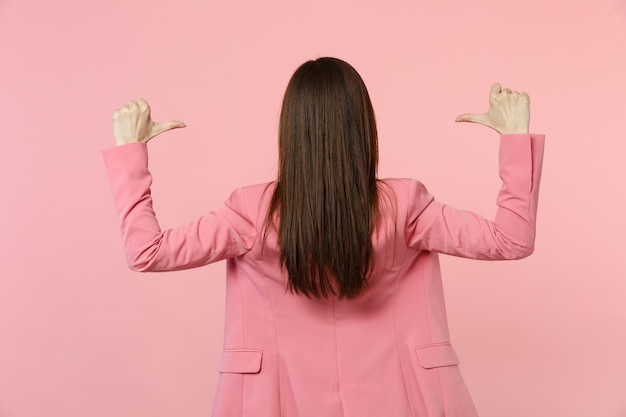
left=219, top=349, right=263, bottom=374
left=415, top=344, right=459, bottom=369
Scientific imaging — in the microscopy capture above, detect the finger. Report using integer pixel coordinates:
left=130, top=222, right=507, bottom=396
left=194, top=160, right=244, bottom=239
left=137, top=98, right=150, bottom=110
left=150, top=120, right=187, bottom=137
left=502, top=88, right=512, bottom=94
left=489, top=83, right=502, bottom=98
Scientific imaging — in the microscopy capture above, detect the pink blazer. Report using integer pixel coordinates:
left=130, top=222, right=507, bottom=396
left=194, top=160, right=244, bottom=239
left=102, top=133, right=545, bottom=417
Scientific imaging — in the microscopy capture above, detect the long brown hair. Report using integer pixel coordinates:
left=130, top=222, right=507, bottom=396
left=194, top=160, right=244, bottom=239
left=264, top=57, right=381, bottom=300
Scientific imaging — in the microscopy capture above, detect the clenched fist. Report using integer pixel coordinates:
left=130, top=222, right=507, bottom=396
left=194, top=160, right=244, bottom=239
left=112, top=99, right=186, bottom=146
left=455, top=83, right=530, bottom=134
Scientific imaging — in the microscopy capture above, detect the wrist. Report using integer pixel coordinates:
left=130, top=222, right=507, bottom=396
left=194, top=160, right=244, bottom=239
left=115, top=139, right=141, bottom=146
left=499, top=125, right=529, bottom=134
left=500, top=129, right=529, bottom=135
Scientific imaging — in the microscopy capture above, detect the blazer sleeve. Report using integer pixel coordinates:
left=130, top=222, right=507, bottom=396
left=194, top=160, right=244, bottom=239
left=406, top=133, right=545, bottom=260
left=101, top=142, right=257, bottom=272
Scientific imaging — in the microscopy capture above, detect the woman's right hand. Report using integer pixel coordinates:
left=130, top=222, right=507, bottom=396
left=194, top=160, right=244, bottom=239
left=112, top=98, right=186, bottom=146
left=455, top=83, right=530, bottom=134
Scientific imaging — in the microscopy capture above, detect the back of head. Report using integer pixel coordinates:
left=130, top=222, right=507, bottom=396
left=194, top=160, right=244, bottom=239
left=265, top=57, right=380, bottom=300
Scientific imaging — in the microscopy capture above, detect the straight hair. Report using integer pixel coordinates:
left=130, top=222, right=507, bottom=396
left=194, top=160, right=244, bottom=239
left=263, top=57, right=382, bottom=300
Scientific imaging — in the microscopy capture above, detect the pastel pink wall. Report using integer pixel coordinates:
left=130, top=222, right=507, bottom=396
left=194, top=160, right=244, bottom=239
left=1, top=0, right=625, bottom=416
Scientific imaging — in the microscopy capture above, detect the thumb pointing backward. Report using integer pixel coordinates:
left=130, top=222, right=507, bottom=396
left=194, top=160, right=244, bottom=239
left=455, top=113, right=490, bottom=126
left=454, top=83, right=502, bottom=130
left=150, top=120, right=187, bottom=139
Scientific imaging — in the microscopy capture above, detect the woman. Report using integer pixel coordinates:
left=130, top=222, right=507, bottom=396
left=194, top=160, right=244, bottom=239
left=103, top=57, right=544, bottom=417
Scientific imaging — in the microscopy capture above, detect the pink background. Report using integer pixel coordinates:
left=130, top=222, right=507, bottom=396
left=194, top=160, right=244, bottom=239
left=1, top=0, right=625, bottom=416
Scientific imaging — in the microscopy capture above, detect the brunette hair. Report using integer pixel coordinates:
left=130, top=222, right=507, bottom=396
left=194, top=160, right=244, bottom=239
left=264, top=57, right=382, bottom=300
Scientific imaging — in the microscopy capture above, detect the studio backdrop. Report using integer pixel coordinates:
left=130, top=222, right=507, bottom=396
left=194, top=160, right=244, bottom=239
left=0, top=0, right=625, bottom=416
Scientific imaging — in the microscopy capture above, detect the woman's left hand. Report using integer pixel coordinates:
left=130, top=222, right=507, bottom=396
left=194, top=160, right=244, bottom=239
left=455, top=83, right=530, bottom=134
left=112, top=98, right=186, bottom=146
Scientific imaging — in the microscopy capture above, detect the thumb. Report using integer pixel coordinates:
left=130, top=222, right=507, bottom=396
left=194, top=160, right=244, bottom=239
left=455, top=113, right=490, bottom=126
left=149, top=120, right=187, bottom=140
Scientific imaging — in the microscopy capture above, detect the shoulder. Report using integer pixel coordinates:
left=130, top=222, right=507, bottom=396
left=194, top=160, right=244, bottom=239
left=378, top=178, right=434, bottom=214
left=224, top=182, right=277, bottom=225
left=377, top=178, right=430, bottom=197
left=231, top=182, right=276, bottom=206
left=238, top=181, right=278, bottom=197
